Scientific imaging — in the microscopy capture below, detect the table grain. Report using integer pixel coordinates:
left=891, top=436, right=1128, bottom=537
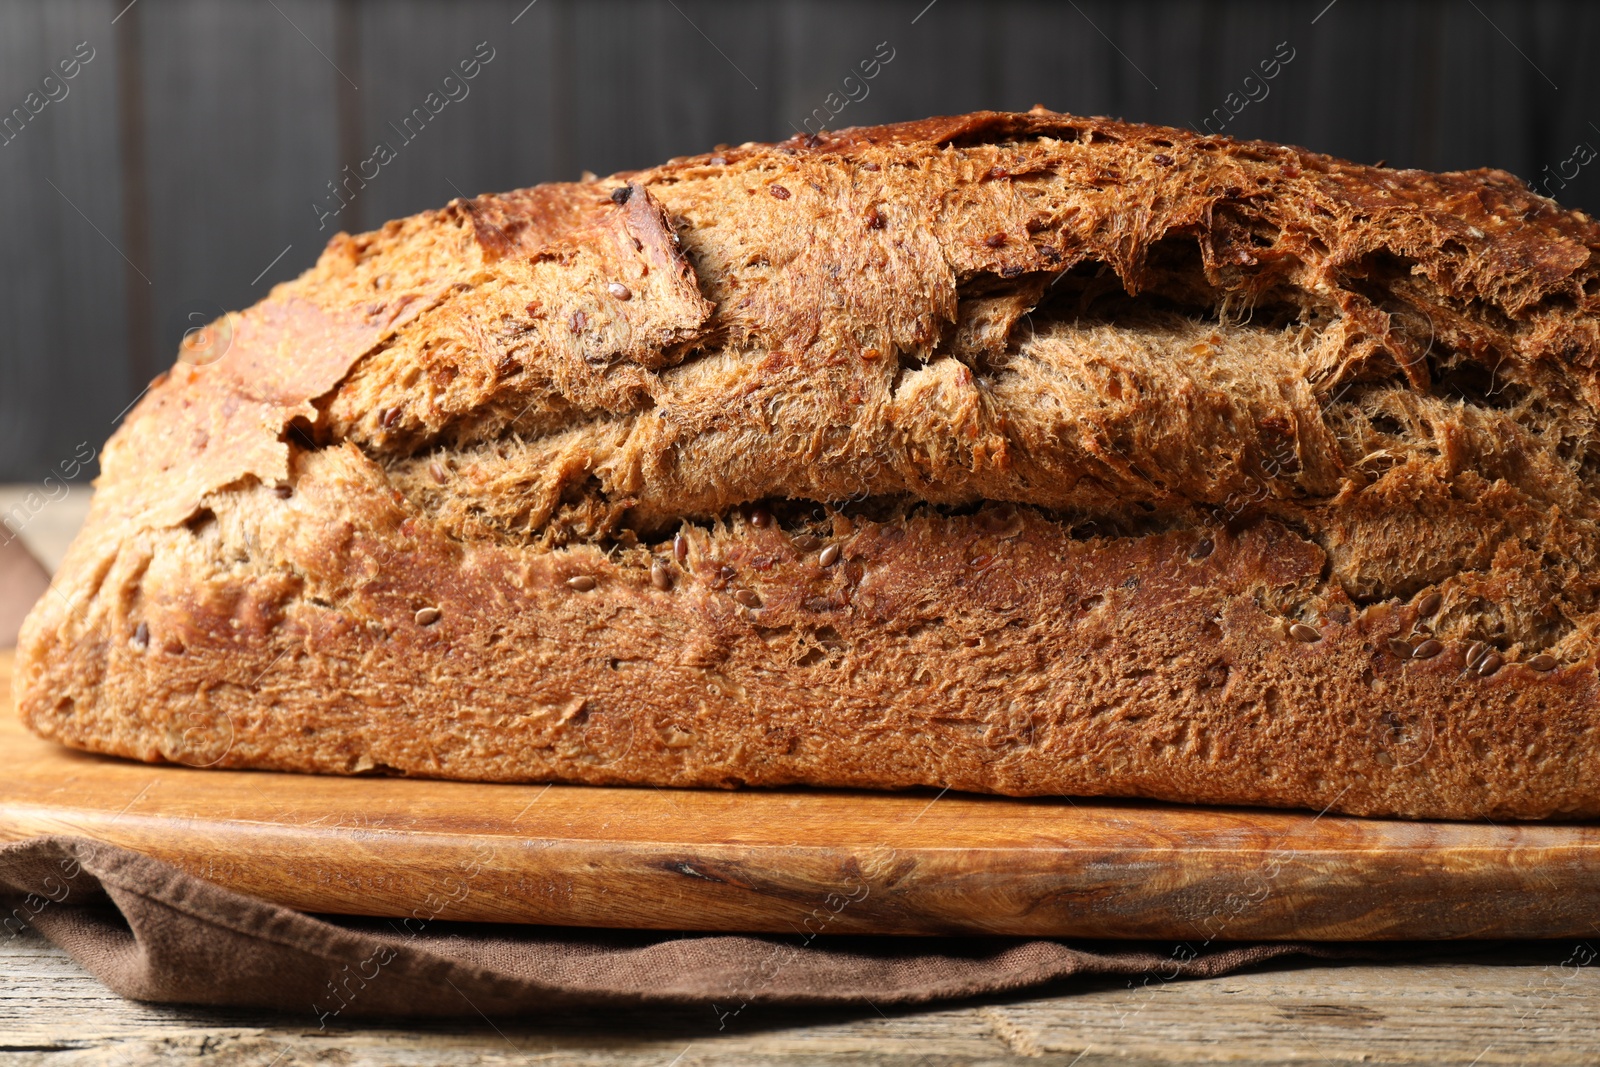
left=4, top=927, right=1599, bottom=1065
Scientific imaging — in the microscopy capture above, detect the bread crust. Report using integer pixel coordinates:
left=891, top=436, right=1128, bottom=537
left=18, top=109, right=1600, bottom=818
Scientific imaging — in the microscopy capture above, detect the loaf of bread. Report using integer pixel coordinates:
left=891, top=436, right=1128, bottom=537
left=18, top=109, right=1600, bottom=819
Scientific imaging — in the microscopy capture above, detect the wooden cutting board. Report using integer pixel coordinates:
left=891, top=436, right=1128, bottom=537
left=4, top=650, right=1600, bottom=939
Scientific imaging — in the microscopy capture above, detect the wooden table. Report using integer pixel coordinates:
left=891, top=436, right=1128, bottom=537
left=4, top=487, right=1600, bottom=1063
left=3, top=927, right=1599, bottom=1064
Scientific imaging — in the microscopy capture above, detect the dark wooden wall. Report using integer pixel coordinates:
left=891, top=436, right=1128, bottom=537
left=2, top=0, right=1597, bottom=482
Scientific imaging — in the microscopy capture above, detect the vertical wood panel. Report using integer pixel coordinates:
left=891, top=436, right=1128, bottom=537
left=776, top=0, right=996, bottom=135
left=114, top=0, right=155, bottom=389
left=995, top=0, right=1124, bottom=119
left=138, top=0, right=339, bottom=376
left=564, top=0, right=776, bottom=178
left=1528, top=0, right=1600, bottom=212
left=0, top=0, right=129, bottom=483
left=354, top=0, right=560, bottom=224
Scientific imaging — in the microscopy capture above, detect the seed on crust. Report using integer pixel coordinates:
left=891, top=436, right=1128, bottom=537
left=1289, top=622, right=1321, bottom=643
left=567, top=575, right=597, bottom=592
left=818, top=544, right=841, bottom=567
left=734, top=589, right=761, bottom=608
left=1411, top=639, right=1444, bottom=660
left=1464, top=641, right=1489, bottom=670
left=1527, top=653, right=1558, bottom=672
left=1385, top=638, right=1413, bottom=658
left=1188, top=537, right=1214, bottom=561
left=1477, top=652, right=1504, bottom=677
left=1416, top=591, right=1442, bottom=618
left=650, top=560, right=672, bottom=591
left=414, top=607, right=442, bottom=626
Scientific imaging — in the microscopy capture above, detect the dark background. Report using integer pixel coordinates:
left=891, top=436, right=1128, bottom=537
left=2, top=0, right=1598, bottom=483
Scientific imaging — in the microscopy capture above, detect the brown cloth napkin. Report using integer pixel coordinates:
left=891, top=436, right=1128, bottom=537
left=2, top=835, right=1464, bottom=1023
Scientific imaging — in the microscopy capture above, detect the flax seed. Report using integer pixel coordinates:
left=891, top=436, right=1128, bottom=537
left=651, top=560, right=672, bottom=591
left=1289, top=623, right=1321, bottom=643
left=818, top=544, right=841, bottom=567
left=1411, top=639, right=1443, bottom=660
left=567, top=575, right=597, bottom=592
left=414, top=607, right=441, bottom=626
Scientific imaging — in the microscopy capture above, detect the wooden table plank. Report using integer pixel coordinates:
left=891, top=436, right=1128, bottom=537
left=3, top=927, right=1597, bottom=1065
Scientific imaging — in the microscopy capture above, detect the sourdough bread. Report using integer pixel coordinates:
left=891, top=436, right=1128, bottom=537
left=18, top=108, right=1600, bottom=818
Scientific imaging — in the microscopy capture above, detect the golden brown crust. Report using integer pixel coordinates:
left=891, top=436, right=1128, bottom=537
left=17, top=108, right=1600, bottom=818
